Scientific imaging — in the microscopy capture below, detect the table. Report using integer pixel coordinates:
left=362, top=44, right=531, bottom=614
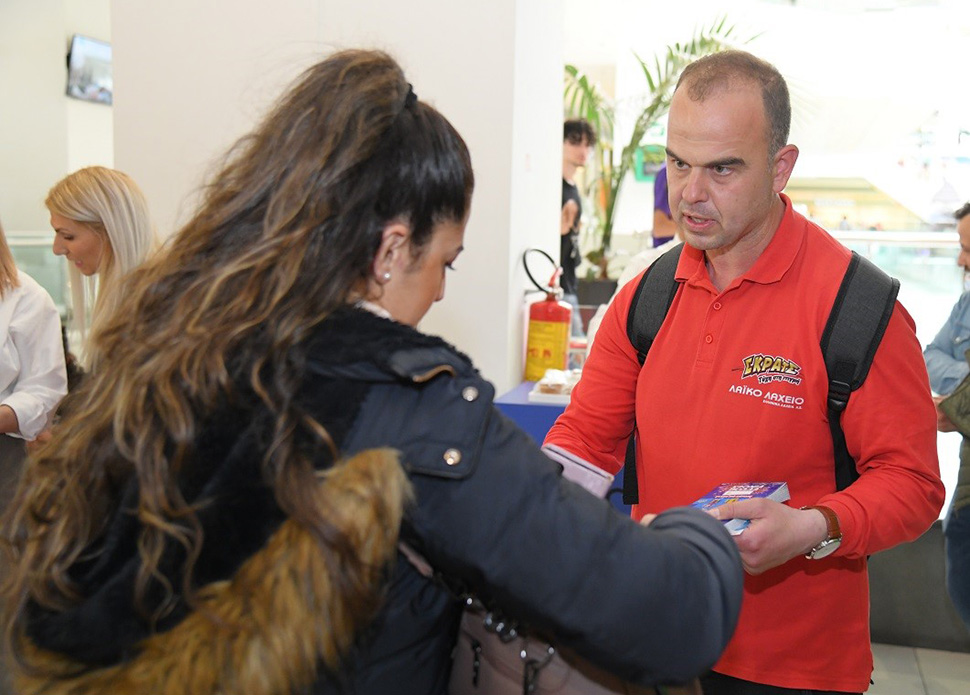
left=495, top=382, right=630, bottom=515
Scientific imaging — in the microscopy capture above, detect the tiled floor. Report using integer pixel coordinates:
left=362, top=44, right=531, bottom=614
left=869, top=643, right=970, bottom=694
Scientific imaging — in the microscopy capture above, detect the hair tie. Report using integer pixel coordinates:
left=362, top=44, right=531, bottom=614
left=404, top=83, right=417, bottom=109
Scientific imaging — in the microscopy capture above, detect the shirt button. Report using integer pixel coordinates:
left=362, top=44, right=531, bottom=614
left=705, top=334, right=713, bottom=344
left=462, top=386, right=479, bottom=402
left=713, top=302, right=722, bottom=310
left=444, top=448, right=462, bottom=466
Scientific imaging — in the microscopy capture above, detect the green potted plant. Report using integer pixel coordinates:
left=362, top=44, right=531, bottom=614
left=564, top=16, right=745, bottom=280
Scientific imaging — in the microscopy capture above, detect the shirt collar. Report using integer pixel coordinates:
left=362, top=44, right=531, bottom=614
left=356, top=299, right=393, bottom=320
left=675, top=193, right=804, bottom=288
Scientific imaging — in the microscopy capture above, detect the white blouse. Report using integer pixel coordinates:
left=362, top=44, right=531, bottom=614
left=0, top=270, right=68, bottom=440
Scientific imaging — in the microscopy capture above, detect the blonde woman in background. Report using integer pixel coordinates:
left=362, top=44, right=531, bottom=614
left=0, top=217, right=66, bottom=494
left=46, top=166, right=157, bottom=369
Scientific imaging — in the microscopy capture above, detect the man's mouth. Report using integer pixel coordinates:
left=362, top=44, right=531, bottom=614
left=682, top=212, right=716, bottom=231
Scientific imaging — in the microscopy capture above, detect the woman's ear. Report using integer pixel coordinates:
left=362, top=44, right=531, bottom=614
left=371, top=222, right=411, bottom=283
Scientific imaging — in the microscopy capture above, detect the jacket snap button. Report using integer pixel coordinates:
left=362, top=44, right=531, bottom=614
left=443, top=448, right=462, bottom=466
left=462, top=386, right=479, bottom=402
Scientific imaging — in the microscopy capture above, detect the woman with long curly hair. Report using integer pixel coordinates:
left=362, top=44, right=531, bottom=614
left=47, top=165, right=157, bottom=369
left=1, top=50, right=742, bottom=695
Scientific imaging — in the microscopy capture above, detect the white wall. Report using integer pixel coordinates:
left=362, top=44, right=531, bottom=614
left=64, top=0, right=113, bottom=173
left=112, top=0, right=564, bottom=392
left=0, top=0, right=65, bottom=229
left=0, top=0, right=112, bottom=231
left=111, top=1, right=322, bottom=238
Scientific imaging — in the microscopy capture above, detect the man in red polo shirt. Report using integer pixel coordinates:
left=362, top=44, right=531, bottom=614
left=545, top=50, right=943, bottom=695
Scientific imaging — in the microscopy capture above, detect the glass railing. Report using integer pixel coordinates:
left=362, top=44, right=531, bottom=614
left=6, top=230, right=68, bottom=318
left=834, top=229, right=962, bottom=519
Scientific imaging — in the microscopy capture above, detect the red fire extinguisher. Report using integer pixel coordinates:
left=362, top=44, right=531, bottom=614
left=523, top=250, right=572, bottom=382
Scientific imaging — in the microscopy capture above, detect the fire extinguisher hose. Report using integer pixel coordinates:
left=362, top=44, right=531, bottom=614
left=522, top=248, right=559, bottom=293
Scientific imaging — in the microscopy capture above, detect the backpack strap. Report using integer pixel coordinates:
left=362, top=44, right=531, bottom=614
left=626, top=243, right=686, bottom=366
left=622, top=243, right=685, bottom=504
left=820, top=251, right=899, bottom=491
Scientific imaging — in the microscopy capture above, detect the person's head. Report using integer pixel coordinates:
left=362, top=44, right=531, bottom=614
left=563, top=118, right=596, bottom=170
left=45, top=166, right=156, bottom=365
left=47, top=166, right=154, bottom=278
left=0, top=217, right=19, bottom=298
left=955, top=202, right=970, bottom=271
left=0, top=49, right=473, bottom=655
left=665, top=50, right=798, bottom=255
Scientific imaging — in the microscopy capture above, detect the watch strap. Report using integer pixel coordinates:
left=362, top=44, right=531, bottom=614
left=801, top=505, right=842, bottom=558
left=804, top=505, right=841, bottom=540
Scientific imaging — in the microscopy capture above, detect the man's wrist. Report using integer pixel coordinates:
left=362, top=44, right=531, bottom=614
left=801, top=505, right=843, bottom=559
left=800, top=506, right=829, bottom=555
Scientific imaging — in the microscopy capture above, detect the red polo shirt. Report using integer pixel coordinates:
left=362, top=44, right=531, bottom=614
left=546, top=196, right=943, bottom=692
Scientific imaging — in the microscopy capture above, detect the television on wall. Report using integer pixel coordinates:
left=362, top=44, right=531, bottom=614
left=65, top=34, right=113, bottom=106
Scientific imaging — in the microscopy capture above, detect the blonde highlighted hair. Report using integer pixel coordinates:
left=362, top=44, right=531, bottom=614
left=45, top=166, right=157, bottom=367
left=0, top=218, right=20, bottom=298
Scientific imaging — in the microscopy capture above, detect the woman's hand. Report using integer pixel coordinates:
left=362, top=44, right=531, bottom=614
left=933, top=395, right=957, bottom=433
left=26, top=428, right=53, bottom=453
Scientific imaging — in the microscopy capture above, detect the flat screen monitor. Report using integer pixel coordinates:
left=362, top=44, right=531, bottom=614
left=66, top=34, right=112, bottom=106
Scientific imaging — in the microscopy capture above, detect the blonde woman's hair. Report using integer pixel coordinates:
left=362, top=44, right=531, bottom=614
left=0, top=218, right=20, bottom=299
left=45, top=166, right=157, bottom=367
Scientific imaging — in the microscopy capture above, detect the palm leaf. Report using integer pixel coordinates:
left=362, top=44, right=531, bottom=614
left=563, top=14, right=752, bottom=266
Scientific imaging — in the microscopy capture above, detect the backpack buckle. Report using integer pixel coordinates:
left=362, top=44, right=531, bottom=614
left=828, top=379, right=851, bottom=412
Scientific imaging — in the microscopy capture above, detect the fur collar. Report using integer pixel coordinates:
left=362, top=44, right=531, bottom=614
left=14, top=448, right=412, bottom=695
left=306, top=306, right=472, bottom=373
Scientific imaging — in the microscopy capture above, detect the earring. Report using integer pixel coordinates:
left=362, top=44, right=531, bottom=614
left=382, top=272, right=391, bottom=282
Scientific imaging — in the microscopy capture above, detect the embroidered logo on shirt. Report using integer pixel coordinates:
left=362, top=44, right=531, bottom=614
left=740, top=353, right=803, bottom=386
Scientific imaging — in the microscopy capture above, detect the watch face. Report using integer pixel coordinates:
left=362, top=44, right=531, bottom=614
left=808, top=537, right=841, bottom=560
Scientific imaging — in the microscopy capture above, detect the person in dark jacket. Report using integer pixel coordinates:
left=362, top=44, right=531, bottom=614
left=0, top=49, right=743, bottom=695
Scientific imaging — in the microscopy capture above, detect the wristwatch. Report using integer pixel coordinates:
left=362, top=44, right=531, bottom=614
left=802, top=505, right=842, bottom=559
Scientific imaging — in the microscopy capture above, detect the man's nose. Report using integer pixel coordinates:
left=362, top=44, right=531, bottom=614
left=681, top=169, right=709, bottom=204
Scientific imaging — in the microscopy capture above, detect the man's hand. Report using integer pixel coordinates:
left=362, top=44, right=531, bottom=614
left=561, top=200, right=579, bottom=237
left=708, top=500, right=827, bottom=575
left=933, top=395, right=957, bottom=433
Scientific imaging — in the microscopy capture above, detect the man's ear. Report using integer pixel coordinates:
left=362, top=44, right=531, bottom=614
left=772, top=144, right=799, bottom=193
left=371, top=222, right=411, bottom=281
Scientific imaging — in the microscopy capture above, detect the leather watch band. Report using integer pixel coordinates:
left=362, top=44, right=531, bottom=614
left=803, top=505, right=841, bottom=541
left=801, top=505, right=842, bottom=559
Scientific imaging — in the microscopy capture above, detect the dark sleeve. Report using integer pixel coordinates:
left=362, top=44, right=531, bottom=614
left=345, top=373, right=743, bottom=687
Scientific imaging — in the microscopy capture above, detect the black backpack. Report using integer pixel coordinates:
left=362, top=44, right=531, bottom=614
left=620, top=243, right=900, bottom=505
